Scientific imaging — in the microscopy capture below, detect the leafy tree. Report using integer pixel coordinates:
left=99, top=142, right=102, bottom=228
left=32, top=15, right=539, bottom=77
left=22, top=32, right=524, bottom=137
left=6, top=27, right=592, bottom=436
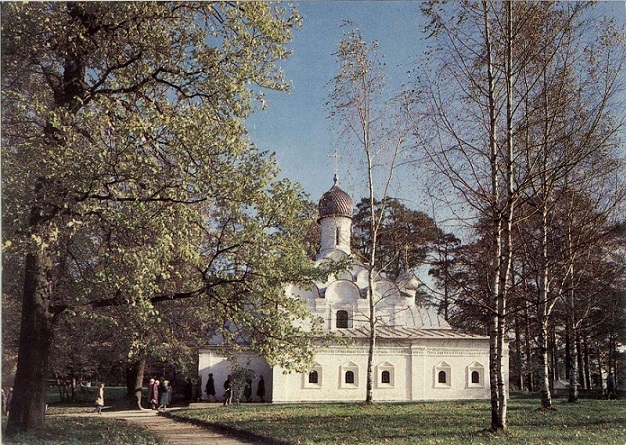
left=427, top=233, right=463, bottom=322
left=352, top=197, right=443, bottom=280
left=1, top=2, right=321, bottom=434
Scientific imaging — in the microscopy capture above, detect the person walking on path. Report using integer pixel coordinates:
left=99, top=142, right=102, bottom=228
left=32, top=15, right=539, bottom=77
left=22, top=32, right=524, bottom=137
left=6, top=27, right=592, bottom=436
left=256, top=376, right=265, bottom=402
left=223, top=375, right=233, bottom=406
left=152, top=380, right=160, bottom=410
left=205, top=373, right=216, bottom=402
left=158, top=380, right=172, bottom=411
left=146, top=378, right=155, bottom=409
left=94, top=383, right=105, bottom=414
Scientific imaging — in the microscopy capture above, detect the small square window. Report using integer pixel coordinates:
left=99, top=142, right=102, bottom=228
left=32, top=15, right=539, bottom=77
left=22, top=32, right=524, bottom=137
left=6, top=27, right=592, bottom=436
left=438, top=370, right=447, bottom=384
left=336, top=310, right=349, bottom=328
left=471, top=371, right=480, bottom=384
left=381, top=370, right=391, bottom=384
left=376, top=362, right=395, bottom=388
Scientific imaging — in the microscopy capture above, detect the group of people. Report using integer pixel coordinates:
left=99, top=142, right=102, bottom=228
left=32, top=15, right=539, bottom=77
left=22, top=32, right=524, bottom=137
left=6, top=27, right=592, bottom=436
left=204, top=373, right=265, bottom=405
left=146, top=378, right=172, bottom=411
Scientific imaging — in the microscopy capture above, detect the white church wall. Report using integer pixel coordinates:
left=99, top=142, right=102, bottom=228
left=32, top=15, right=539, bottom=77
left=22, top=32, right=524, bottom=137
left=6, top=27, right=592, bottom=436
left=270, top=339, right=497, bottom=403
left=198, top=348, right=273, bottom=402
left=418, top=340, right=493, bottom=400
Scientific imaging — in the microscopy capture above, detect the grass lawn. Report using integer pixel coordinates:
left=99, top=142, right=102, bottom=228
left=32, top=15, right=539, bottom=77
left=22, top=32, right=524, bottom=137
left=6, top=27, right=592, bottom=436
left=169, top=397, right=626, bottom=445
left=2, top=386, right=165, bottom=445
left=1, top=416, right=164, bottom=445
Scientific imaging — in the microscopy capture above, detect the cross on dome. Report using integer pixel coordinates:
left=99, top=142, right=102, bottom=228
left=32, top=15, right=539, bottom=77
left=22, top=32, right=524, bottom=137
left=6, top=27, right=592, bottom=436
left=328, top=149, right=342, bottom=184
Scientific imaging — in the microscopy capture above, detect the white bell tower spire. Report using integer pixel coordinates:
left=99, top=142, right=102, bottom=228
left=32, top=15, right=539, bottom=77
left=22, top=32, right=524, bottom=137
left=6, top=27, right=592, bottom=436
left=317, top=176, right=353, bottom=259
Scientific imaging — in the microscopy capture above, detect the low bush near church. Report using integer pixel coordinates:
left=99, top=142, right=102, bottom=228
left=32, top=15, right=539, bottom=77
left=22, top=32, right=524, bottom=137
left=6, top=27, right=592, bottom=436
left=170, top=397, right=626, bottom=444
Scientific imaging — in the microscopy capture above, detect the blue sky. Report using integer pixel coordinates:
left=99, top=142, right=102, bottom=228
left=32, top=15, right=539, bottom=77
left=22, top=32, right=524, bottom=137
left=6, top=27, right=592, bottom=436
left=248, top=1, right=430, bottom=205
left=248, top=1, right=626, bottom=214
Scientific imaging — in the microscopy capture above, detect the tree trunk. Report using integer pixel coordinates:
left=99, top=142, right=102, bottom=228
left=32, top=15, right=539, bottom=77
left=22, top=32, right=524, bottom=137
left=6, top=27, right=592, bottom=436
left=567, top=334, right=579, bottom=403
left=583, top=337, right=592, bottom=390
left=514, top=316, right=524, bottom=390
left=524, top=305, right=534, bottom=392
left=539, top=319, right=553, bottom=409
left=365, top=264, right=376, bottom=404
left=576, top=336, right=585, bottom=391
left=6, top=251, right=55, bottom=435
left=126, top=356, right=146, bottom=409
left=550, top=326, right=559, bottom=381
left=567, top=285, right=579, bottom=402
left=489, top=313, right=500, bottom=429
left=565, top=329, right=571, bottom=383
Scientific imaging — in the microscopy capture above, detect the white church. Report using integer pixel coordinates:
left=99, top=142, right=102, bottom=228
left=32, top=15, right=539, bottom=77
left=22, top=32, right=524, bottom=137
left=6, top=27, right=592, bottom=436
left=198, top=178, right=508, bottom=403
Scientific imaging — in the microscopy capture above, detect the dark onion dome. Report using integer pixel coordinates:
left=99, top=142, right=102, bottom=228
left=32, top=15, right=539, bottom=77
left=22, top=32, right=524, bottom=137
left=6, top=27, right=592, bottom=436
left=318, top=175, right=353, bottom=220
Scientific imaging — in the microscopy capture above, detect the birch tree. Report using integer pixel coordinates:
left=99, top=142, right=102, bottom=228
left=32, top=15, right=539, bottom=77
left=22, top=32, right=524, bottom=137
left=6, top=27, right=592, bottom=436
left=417, top=0, right=520, bottom=430
left=419, top=1, right=624, bottom=419
left=512, top=2, right=624, bottom=408
left=328, top=26, right=411, bottom=403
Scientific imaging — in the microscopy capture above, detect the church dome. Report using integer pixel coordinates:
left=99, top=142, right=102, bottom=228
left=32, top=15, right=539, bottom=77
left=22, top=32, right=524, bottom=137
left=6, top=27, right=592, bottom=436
left=318, top=177, right=353, bottom=220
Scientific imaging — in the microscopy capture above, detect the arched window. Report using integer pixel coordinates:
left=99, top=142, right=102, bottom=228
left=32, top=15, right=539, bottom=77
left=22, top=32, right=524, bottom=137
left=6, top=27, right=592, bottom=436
left=381, top=370, right=391, bottom=384
left=376, top=362, right=394, bottom=388
left=438, top=370, right=447, bottom=384
left=467, top=362, right=484, bottom=388
left=336, top=227, right=341, bottom=246
left=471, top=370, right=480, bottom=384
left=304, top=363, right=323, bottom=388
left=435, top=361, right=451, bottom=388
left=345, top=370, right=355, bottom=384
left=341, top=362, right=359, bottom=388
left=336, top=310, right=349, bottom=328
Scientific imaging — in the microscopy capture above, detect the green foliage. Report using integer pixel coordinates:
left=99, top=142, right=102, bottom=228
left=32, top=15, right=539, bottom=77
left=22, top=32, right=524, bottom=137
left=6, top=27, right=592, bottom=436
left=1, top=1, right=320, bottom=380
left=352, top=197, right=445, bottom=280
left=170, top=398, right=626, bottom=444
left=1, top=3, right=325, bottom=432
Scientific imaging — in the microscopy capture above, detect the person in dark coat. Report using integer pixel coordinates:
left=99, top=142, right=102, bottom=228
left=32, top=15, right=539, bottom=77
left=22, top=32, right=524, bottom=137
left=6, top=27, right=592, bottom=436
left=223, top=375, right=233, bottom=406
left=184, top=378, right=193, bottom=403
left=244, top=378, right=252, bottom=402
left=151, top=380, right=160, bottom=410
left=146, top=378, right=155, bottom=409
left=205, top=373, right=216, bottom=402
left=607, top=372, right=618, bottom=400
left=158, top=380, right=172, bottom=411
left=257, top=375, right=265, bottom=402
